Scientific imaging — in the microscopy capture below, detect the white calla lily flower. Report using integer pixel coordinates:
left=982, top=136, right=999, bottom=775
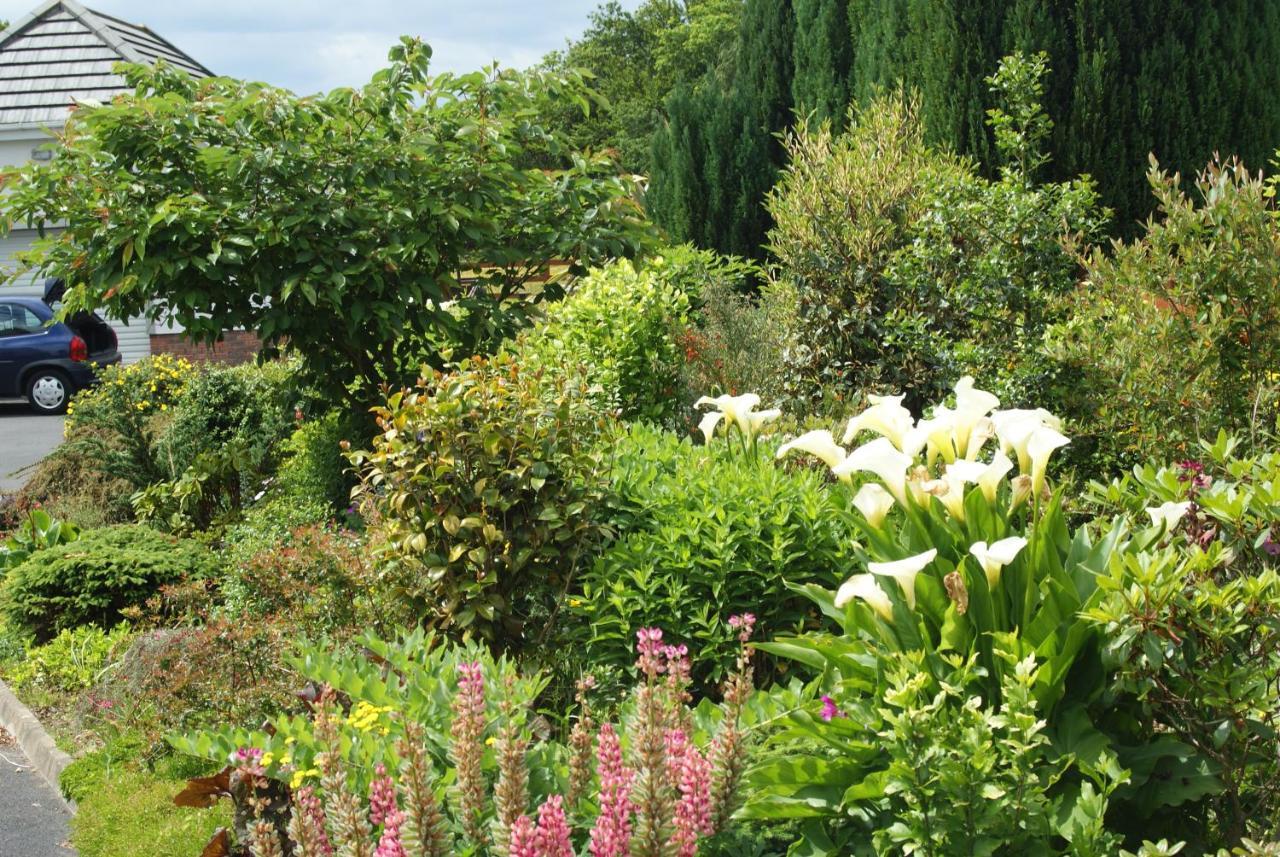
left=696, top=393, right=762, bottom=437
left=991, top=408, right=1062, bottom=471
left=1027, top=425, right=1070, bottom=495
left=977, top=450, right=1015, bottom=503
left=965, top=416, right=996, bottom=461
left=853, top=483, right=896, bottom=527
left=834, top=573, right=894, bottom=620
left=698, top=411, right=724, bottom=445
left=748, top=408, right=782, bottom=437
left=832, top=437, right=912, bottom=502
left=776, top=430, right=847, bottom=470
left=916, top=408, right=957, bottom=464
left=868, top=548, right=937, bottom=609
left=969, top=537, right=1028, bottom=587
left=934, top=460, right=987, bottom=520
left=1146, top=501, right=1192, bottom=532
left=841, top=393, right=915, bottom=450
left=952, top=377, right=1000, bottom=458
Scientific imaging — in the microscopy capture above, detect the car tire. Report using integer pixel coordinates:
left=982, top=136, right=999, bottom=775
left=26, top=369, right=71, bottom=415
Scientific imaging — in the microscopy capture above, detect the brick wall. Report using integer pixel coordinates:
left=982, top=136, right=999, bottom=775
left=149, top=330, right=260, bottom=364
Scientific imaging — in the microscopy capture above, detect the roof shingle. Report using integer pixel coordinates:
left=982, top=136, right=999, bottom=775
left=0, top=0, right=211, bottom=128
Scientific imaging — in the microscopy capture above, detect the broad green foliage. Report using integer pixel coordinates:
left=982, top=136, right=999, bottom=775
left=1084, top=436, right=1280, bottom=846
left=0, top=524, right=218, bottom=641
left=1048, top=157, right=1280, bottom=469
left=0, top=507, right=80, bottom=572
left=1, top=40, right=654, bottom=402
left=5, top=623, right=131, bottom=693
left=576, top=423, right=855, bottom=691
left=352, top=351, right=611, bottom=644
left=515, top=255, right=695, bottom=425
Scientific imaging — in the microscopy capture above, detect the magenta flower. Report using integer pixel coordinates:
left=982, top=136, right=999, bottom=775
left=369, top=764, right=397, bottom=828
left=509, top=815, right=539, bottom=857
left=728, top=613, right=757, bottom=643
left=665, top=728, right=713, bottom=856
left=820, top=696, right=845, bottom=722
left=589, top=723, right=634, bottom=857
left=636, top=627, right=666, bottom=678
left=534, top=794, right=574, bottom=857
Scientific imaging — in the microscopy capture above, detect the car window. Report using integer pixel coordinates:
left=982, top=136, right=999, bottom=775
left=0, top=303, right=45, bottom=337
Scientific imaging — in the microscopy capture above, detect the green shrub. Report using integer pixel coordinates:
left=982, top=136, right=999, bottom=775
left=218, top=493, right=334, bottom=571
left=677, top=274, right=798, bottom=420
left=273, top=410, right=360, bottom=513
left=69, top=766, right=231, bottom=857
left=0, top=524, right=219, bottom=641
left=1048, top=156, right=1280, bottom=470
left=5, top=623, right=131, bottom=693
left=154, top=359, right=298, bottom=478
left=575, top=423, right=855, bottom=691
left=351, top=350, right=612, bottom=646
left=515, top=253, right=699, bottom=425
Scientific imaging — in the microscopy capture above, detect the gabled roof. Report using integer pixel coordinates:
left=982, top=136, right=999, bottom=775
left=0, top=0, right=211, bottom=128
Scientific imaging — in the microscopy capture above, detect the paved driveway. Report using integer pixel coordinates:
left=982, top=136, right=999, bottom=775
left=0, top=733, right=74, bottom=856
left=0, top=402, right=64, bottom=493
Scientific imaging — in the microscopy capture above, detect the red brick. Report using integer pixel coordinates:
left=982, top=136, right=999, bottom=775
left=149, top=330, right=260, bottom=365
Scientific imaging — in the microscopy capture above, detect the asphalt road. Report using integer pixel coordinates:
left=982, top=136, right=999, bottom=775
left=0, top=734, right=75, bottom=856
left=0, top=402, right=64, bottom=494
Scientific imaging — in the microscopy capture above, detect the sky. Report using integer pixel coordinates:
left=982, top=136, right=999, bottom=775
left=0, top=0, right=639, bottom=94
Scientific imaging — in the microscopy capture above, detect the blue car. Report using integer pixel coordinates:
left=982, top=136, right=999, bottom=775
left=0, top=285, right=121, bottom=414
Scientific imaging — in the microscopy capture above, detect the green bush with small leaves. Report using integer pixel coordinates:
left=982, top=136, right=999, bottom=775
left=0, top=524, right=219, bottom=641
left=5, top=623, right=131, bottom=693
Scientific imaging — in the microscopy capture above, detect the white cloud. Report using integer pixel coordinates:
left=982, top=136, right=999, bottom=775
left=0, top=0, right=640, bottom=92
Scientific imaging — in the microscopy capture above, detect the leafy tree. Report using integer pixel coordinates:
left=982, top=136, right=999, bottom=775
left=791, top=0, right=851, bottom=125
left=1, top=40, right=654, bottom=404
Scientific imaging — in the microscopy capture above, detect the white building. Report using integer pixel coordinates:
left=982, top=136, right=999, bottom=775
left=0, top=0, right=211, bottom=363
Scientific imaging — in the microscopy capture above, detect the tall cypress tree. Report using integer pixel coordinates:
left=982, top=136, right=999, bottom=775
left=791, top=0, right=852, bottom=126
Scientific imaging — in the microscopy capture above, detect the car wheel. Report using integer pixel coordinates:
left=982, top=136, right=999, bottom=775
left=26, top=369, right=71, bottom=415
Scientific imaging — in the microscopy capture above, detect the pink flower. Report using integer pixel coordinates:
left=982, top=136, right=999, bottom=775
left=820, top=696, right=844, bottom=722
left=728, top=614, right=756, bottom=643
left=369, top=764, right=397, bottom=828
left=509, top=815, right=538, bottom=857
left=636, top=628, right=666, bottom=678
left=665, top=728, right=713, bottom=856
left=535, top=795, right=574, bottom=857
left=589, top=723, right=634, bottom=857
left=373, top=809, right=405, bottom=857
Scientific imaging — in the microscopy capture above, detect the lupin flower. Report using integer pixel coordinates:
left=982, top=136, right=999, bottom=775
left=534, top=795, right=574, bottom=857
left=287, top=786, right=334, bottom=857
left=969, top=537, right=1028, bottom=587
left=820, top=695, right=845, bottom=722
left=666, top=731, right=713, bottom=857
left=589, top=723, right=634, bottom=857
left=841, top=393, right=914, bottom=450
left=868, top=549, right=938, bottom=609
left=508, top=815, right=539, bottom=857
left=776, top=430, right=847, bottom=469
left=832, top=437, right=912, bottom=502
left=369, top=765, right=397, bottom=828
left=834, top=573, right=894, bottom=619
left=636, top=627, right=666, bottom=679
left=853, top=482, right=895, bottom=527
left=1146, top=501, right=1192, bottom=533
left=395, top=723, right=449, bottom=857
left=451, top=661, right=488, bottom=847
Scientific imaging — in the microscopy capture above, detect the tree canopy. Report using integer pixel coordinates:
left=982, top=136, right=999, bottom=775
left=1, top=38, right=655, bottom=403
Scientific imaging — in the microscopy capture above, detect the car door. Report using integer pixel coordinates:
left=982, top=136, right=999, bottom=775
left=0, top=301, right=52, bottom=396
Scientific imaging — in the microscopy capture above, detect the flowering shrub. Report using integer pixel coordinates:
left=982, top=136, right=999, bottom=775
left=351, top=351, right=611, bottom=644
left=174, top=622, right=757, bottom=856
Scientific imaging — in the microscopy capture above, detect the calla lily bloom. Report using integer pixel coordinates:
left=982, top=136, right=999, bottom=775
left=1009, top=474, right=1033, bottom=512
left=841, top=393, right=915, bottom=450
left=965, top=417, right=996, bottom=461
left=747, top=408, right=782, bottom=437
left=698, top=411, right=724, bottom=445
left=1146, top=501, right=1192, bottom=532
left=834, top=573, right=894, bottom=620
left=952, top=377, right=1000, bottom=458
left=977, top=450, right=1014, bottom=503
left=853, top=483, right=895, bottom=527
left=868, top=548, right=937, bottom=609
left=832, top=437, right=912, bottom=502
left=933, top=460, right=987, bottom=520
left=916, top=408, right=957, bottom=464
left=1027, top=425, right=1070, bottom=495
left=991, top=408, right=1062, bottom=471
left=969, top=537, right=1028, bottom=587
left=776, top=430, right=847, bottom=469
left=696, top=393, right=761, bottom=437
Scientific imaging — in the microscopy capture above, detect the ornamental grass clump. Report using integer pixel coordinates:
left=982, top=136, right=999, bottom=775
left=186, top=624, right=755, bottom=857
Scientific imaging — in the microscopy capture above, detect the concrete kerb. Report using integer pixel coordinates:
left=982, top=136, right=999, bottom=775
left=0, top=676, right=76, bottom=814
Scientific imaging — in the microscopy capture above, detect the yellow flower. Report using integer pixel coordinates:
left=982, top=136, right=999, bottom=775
left=568, top=598, right=582, bottom=607
left=290, top=767, right=320, bottom=789
left=260, top=752, right=274, bottom=768
left=279, top=753, right=292, bottom=766
left=485, top=736, right=496, bottom=746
